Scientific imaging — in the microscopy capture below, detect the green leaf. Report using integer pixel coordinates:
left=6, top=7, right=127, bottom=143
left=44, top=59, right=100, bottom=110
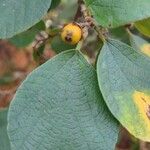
left=135, top=18, right=150, bottom=38
left=97, top=39, right=150, bottom=141
left=0, top=109, right=11, bottom=150
left=109, top=27, right=130, bottom=44
left=0, top=0, right=51, bottom=39
left=8, top=50, right=119, bottom=150
left=9, top=21, right=45, bottom=48
left=49, top=0, right=61, bottom=10
left=84, top=0, right=150, bottom=28
left=51, top=35, right=75, bottom=53
left=129, top=33, right=150, bottom=57
left=33, top=44, right=45, bottom=61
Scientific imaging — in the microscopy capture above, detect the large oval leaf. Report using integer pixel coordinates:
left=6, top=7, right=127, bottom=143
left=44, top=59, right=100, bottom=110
left=97, top=39, right=150, bottom=141
left=84, top=0, right=150, bottom=28
left=0, top=0, right=51, bottom=39
left=0, top=109, right=10, bottom=150
left=8, top=50, right=119, bottom=150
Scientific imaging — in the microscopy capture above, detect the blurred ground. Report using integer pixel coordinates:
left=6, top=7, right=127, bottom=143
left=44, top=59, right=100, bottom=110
left=0, top=40, right=55, bottom=108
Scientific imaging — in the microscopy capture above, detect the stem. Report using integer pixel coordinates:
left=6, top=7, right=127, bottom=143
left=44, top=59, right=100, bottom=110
left=94, top=26, right=106, bottom=43
left=74, top=0, right=83, bottom=21
left=80, top=2, right=106, bottom=42
left=125, top=27, right=132, bottom=35
left=76, top=40, right=83, bottom=51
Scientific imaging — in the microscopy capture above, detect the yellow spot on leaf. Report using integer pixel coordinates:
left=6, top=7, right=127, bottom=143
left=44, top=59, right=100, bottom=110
left=141, top=44, right=150, bottom=57
left=133, top=91, right=150, bottom=126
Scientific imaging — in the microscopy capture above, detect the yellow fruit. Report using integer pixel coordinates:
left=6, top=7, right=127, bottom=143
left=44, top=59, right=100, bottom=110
left=61, top=23, right=82, bottom=45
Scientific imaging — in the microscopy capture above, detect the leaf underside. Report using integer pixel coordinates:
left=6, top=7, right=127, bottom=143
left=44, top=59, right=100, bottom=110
left=8, top=50, right=119, bottom=150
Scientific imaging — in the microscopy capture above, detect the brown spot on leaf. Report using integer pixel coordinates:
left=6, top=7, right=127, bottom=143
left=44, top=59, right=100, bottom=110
left=146, top=105, right=150, bottom=120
